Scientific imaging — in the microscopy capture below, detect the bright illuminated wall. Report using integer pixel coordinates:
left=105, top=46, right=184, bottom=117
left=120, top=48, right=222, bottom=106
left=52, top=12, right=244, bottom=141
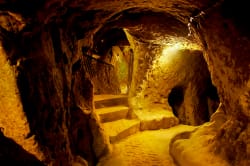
left=132, top=40, right=200, bottom=108
left=0, top=42, right=44, bottom=159
left=130, top=39, right=215, bottom=124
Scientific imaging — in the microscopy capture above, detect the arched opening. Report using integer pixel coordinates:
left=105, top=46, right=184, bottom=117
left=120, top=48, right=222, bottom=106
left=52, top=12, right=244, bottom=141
left=163, top=50, right=221, bottom=126
left=168, top=82, right=220, bottom=126
left=164, top=50, right=220, bottom=126
left=82, top=28, right=133, bottom=95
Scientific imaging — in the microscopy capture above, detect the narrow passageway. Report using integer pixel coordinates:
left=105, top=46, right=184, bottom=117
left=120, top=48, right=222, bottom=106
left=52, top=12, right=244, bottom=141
left=98, top=125, right=196, bottom=166
left=0, top=1, right=248, bottom=165
left=93, top=45, right=220, bottom=166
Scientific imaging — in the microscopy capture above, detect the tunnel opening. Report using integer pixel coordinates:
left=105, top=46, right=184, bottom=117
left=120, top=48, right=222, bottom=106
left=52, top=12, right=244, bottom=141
left=126, top=39, right=221, bottom=126
left=85, top=28, right=133, bottom=95
left=164, top=49, right=220, bottom=126
left=206, top=82, right=220, bottom=117
left=168, top=86, right=184, bottom=117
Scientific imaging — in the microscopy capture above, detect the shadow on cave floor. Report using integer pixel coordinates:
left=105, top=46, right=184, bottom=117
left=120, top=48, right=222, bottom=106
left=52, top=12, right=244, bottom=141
left=0, top=131, right=45, bottom=166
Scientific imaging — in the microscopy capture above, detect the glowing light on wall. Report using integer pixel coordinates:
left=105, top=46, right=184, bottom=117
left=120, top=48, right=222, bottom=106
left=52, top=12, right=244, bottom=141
left=159, top=40, right=200, bottom=66
left=159, top=43, right=180, bottom=66
left=162, top=43, right=181, bottom=55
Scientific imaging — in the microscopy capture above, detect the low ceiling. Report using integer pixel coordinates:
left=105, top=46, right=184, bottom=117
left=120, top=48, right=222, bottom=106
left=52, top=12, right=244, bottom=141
left=0, top=0, right=221, bottom=54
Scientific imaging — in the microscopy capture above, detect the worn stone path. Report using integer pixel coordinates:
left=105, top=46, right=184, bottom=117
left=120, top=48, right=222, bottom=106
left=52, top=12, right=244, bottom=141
left=98, top=125, right=196, bottom=166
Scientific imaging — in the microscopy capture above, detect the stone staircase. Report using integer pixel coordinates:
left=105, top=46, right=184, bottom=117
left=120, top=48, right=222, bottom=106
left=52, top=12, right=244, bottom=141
left=94, top=94, right=140, bottom=143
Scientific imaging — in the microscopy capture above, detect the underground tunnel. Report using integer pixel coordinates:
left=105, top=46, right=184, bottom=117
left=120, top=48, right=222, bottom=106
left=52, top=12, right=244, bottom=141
left=0, top=0, right=249, bottom=166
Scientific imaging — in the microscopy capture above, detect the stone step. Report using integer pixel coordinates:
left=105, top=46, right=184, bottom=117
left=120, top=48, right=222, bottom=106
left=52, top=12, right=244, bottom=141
left=94, top=94, right=128, bottom=109
left=96, top=105, right=129, bottom=123
left=134, top=105, right=179, bottom=131
left=102, top=119, right=140, bottom=143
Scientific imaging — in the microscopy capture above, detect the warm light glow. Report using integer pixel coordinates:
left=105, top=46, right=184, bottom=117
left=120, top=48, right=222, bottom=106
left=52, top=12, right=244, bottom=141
left=0, top=43, right=44, bottom=160
left=112, top=46, right=129, bottom=94
left=158, top=44, right=179, bottom=66
left=162, top=43, right=181, bottom=56
left=159, top=39, right=200, bottom=65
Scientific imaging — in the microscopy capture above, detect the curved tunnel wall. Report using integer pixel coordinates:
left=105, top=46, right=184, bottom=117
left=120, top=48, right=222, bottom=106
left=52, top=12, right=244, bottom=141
left=0, top=0, right=249, bottom=165
left=130, top=47, right=219, bottom=125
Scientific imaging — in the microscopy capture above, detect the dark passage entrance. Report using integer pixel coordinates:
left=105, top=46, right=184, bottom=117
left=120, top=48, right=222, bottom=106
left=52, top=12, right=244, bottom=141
left=165, top=50, right=220, bottom=126
left=168, top=82, right=220, bottom=125
left=168, top=86, right=184, bottom=117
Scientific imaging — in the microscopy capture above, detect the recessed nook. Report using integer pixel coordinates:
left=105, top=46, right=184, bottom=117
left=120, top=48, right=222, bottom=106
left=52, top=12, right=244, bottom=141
left=0, top=1, right=249, bottom=166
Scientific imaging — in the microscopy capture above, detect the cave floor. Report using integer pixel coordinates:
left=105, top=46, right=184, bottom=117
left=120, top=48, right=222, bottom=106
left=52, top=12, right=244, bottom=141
left=98, top=125, right=197, bottom=166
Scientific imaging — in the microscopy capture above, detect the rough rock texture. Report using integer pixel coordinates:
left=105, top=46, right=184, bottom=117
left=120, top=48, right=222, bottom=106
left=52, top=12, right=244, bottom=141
left=70, top=65, right=96, bottom=166
left=0, top=19, right=109, bottom=165
left=92, top=45, right=130, bottom=95
left=4, top=28, right=74, bottom=165
left=170, top=123, right=231, bottom=166
left=83, top=54, right=120, bottom=95
left=81, top=45, right=131, bottom=95
left=0, top=0, right=249, bottom=165
left=188, top=1, right=250, bottom=165
left=131, top=48, right=219, bottom=125
left=125, top=31, right=160, bottom=101
left=0, top=41, right=44, bottom=164
left=15, top=28, right=79, bottom=165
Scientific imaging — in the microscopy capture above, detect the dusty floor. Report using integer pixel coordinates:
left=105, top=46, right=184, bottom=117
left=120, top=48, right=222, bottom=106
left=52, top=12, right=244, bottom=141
left=98, top=125, right=197, bottom=166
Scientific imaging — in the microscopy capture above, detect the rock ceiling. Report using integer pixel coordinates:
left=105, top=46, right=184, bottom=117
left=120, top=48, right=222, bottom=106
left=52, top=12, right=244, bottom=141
left=0, top=0, right=221, bottom=50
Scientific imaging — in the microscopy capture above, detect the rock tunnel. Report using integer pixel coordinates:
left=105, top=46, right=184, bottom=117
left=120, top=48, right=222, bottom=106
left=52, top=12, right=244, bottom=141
left=0, top=0, right=249, bottom=166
